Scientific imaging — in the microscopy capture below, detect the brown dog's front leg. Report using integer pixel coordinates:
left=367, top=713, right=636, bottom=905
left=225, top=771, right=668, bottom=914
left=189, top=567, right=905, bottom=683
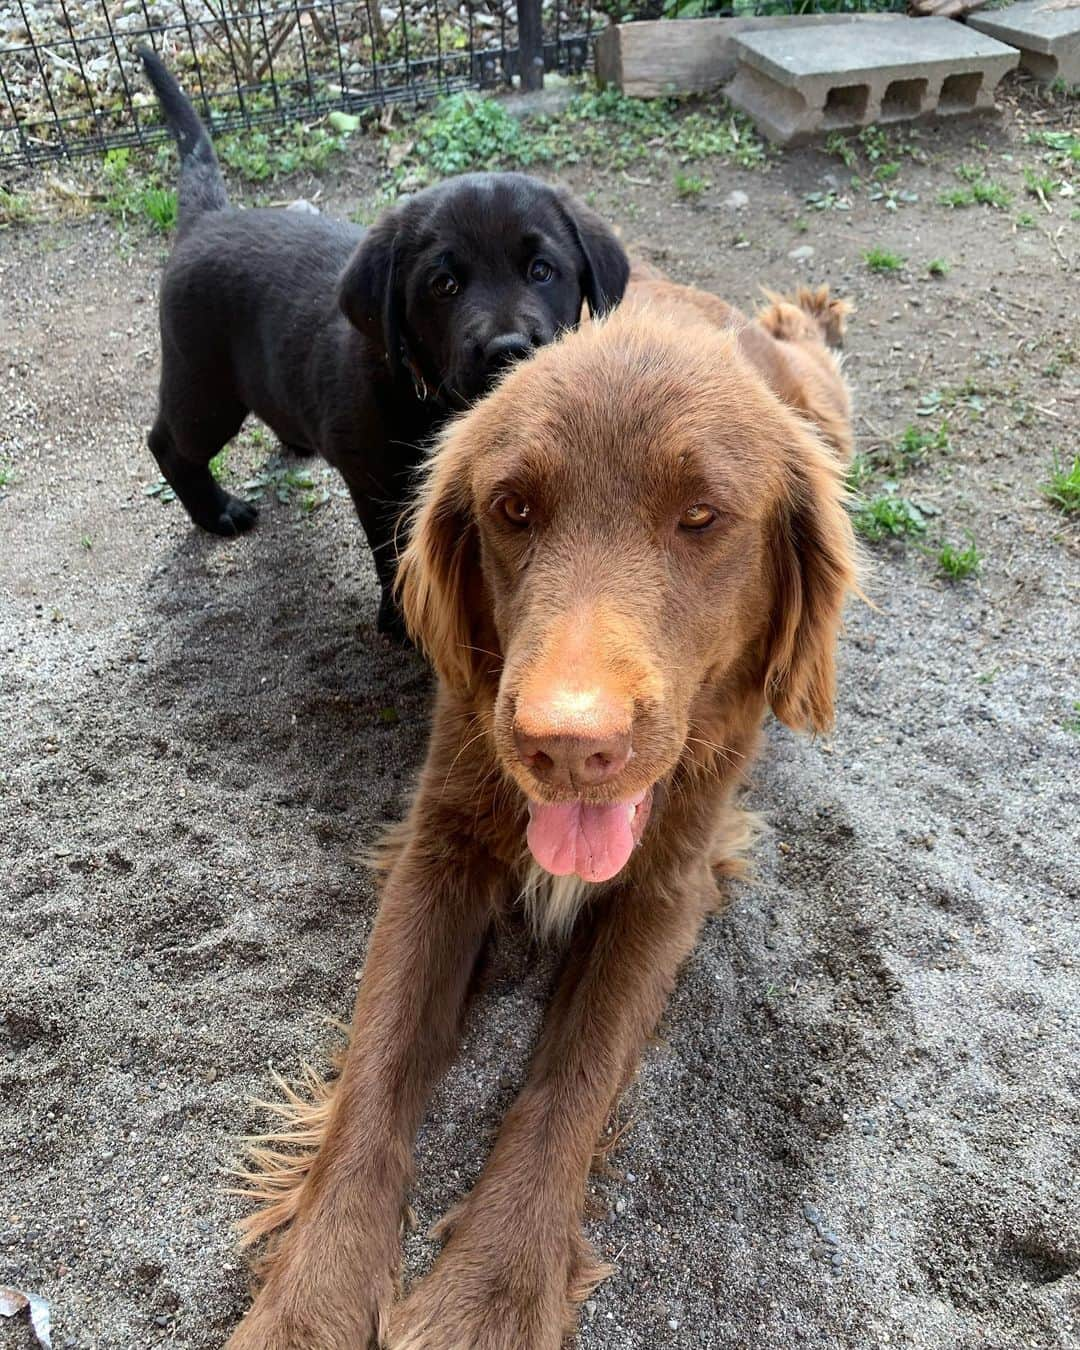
left=389, top=870, right=713, bottom=1350
left=227, top=832, right=499, bottom=1350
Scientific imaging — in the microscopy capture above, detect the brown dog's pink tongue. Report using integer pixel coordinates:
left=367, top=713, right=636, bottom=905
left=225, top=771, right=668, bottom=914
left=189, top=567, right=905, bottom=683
left=526, top=800, right=635, bottom=883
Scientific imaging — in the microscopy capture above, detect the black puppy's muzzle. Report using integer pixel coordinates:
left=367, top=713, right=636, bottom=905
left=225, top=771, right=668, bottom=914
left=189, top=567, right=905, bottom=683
left=483, top=331, right=534, bottom=376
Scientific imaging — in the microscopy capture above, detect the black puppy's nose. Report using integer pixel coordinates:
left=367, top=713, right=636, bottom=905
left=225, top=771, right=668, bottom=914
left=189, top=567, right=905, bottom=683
left=483, top=332, right=533, bottom=373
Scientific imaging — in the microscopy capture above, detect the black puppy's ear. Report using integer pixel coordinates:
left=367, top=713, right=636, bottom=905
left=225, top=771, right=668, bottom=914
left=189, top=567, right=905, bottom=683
left=338, top=214, right=403, bottom=374
left=556, top=191, right=630, bottom=319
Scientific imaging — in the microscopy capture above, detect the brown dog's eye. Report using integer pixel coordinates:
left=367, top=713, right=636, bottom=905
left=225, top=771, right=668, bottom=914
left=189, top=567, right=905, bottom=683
left=528, top=258, right=553, bottom=283
left=501, top=495, right=532, bottom=527
left=431, top=273, right=460, bottom=299
left=679, top=504, right=718, bottom=531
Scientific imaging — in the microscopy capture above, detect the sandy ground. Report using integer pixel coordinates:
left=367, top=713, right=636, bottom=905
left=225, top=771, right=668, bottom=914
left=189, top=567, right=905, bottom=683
left=1, top=88, right=1078, bottom=1349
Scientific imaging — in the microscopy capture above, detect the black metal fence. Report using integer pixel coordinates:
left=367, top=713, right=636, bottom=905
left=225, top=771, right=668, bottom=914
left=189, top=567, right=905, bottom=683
left=0, top=0, right=895, bottom=171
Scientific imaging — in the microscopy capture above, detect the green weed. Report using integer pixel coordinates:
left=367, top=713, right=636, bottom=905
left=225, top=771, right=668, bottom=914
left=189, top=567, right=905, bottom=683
left=392, top=89, right=766, bottom=190
left=1042, top=452, right=1080, bottom=514
left=936, top=536, right=981, bottom=580
left=0, top=187, right=30, bottom=227
left=1024, top=167, right=1058, bottom=199
left=1016, top=211, right=1036, bottom=229
left=217, top=120, right=353, bottom=182
left=894, top=422, right=950, bottom=465
left=927, top=258, right=950, bottom=277
left=939, top=167, right=1013, bottom=209
left=674, top=172, right=707, bottom=200
left=845, top=453, right=874, bottom=492
left=101, top=147, right=177, bottom=233
left=864, top=247, right=905, bottom=273
left=852, top=490, right=927, bottom=542
left=1065, top=701, right=1080, bottom=734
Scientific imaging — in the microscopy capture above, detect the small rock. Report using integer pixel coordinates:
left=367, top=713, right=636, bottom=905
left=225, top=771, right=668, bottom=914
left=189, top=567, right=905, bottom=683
left=724, top=190, right=749, bottom=210
left=788, top=245, right=815, bottom=262
left=286, top=199, right=320, bottom=215
left=614, top=1197, right=627, bottom=1215
left=668, top=1319, right=679, bottom=1331
left=802, top=1201, right=822, bottom=1229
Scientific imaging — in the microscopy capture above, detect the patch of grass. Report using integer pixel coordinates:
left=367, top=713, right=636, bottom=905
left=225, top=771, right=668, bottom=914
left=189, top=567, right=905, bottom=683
left=674, top=172, right=707, bottom=200
left=845, top=453, right=874, bottom=492
left=873, top=160, right=900, bottom=182
left=1065, top=701, right=1080, bottom=734
left=0, top=187, right=30, bottom=227
left=852, top=490, right=927, bottom=542
left=101, top=148, right=177, bottom=233
left=894, top=422, right=950, bottom=465
left=1016, top=211, right=1036, bottom=229
left=927, top=258, right=950, bottom=277
left=1042, top=452, right=1080, bottom=514
left=80, top=534, right=94, bottom=551
left=0, top=462, right=12, bottom=489
left=1023, top=167, right=1058, bottom=199
left=936, top=536, right=981, bottom=581
left=217, top=119, right=355, bottom=182
left=864, top=246, right=905, bottom=274
left=209, top=449, right=229, bottom=483
left=392, top=88, right=767, bottom=190
left=825, top=132, right=857, bottom=168
left=938, top=167, right=1013, bottom=209
left=140, top=186, right=178, bottom=232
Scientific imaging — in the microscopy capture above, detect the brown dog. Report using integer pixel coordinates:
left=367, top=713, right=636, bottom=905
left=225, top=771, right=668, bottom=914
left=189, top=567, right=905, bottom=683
left=226, top=278, right=859, bottom=1349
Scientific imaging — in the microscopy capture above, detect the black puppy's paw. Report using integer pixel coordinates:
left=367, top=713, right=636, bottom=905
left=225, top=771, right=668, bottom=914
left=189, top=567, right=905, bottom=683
left=376, top=593, right=412, bottom=649
left=204, top=495, right=259, bottom=537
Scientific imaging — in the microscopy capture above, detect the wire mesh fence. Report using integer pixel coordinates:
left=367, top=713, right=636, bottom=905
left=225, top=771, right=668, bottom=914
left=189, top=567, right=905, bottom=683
left=1, top=0, right=900, bottom=170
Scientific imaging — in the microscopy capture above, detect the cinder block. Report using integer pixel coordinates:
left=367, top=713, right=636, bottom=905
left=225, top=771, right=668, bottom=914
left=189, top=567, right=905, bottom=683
left=968, top=1, right=1080, bottom=86
left=727, top=16, right=1019, bottom=145
left=594, top=13, right=902, bottom=98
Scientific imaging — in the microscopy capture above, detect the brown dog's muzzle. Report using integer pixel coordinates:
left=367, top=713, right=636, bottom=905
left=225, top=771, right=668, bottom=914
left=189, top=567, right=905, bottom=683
left=513, top=687, right=632, bottom=791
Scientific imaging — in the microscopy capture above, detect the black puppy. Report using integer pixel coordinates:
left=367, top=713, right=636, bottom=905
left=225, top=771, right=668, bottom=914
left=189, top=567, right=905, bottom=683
left=139, top=51, right=629, bottom=638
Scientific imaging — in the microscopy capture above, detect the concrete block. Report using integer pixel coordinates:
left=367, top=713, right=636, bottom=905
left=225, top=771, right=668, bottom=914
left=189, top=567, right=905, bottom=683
left=727, top=16, right=1020, bottom=145
left=968, top=0, right=1080, bottom=86
left=594, top=13, right=902, bottom=98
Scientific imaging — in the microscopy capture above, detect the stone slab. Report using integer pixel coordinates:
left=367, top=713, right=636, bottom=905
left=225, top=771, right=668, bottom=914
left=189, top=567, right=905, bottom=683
left=727, top=16, right=1019, bottom=145
left=734, top=16, right=1017, bottom=84
left=594, top=14, right=902, bottom=98
left=968, top=0, right=1080, bottom=85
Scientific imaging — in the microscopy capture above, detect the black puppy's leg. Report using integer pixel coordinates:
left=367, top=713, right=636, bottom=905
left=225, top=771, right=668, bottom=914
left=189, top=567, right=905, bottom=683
left=343, top=480, right=410, bottom=644
left=148, top=403, right=257, bottom=537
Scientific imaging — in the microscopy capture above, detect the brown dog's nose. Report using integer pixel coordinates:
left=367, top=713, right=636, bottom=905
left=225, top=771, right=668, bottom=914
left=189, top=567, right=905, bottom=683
left=514, top=726, right=631, bottom=789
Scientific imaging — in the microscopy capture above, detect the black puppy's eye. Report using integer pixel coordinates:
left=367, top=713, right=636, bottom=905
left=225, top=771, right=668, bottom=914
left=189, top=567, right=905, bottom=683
left=678, top=504, right=718, bottom=532
left=431, top=273, right=460, bottom=299
left=499, top=494, right=532, bottom=527
left=528, top=258, right=553, bottom=284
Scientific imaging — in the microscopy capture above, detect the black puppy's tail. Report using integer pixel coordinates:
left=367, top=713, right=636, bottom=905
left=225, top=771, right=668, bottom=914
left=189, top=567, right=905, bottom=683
left=137, top=47, right=228, bottom=230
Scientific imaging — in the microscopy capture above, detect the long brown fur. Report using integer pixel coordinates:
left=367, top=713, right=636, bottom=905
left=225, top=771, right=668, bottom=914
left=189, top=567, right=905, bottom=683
left=224, top=277, right=859, bottom=1350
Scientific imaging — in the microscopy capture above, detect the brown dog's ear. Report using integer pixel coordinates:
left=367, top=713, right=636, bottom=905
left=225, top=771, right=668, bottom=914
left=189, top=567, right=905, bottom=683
left=555, top=191, right=630, bottom=319
left=337, top=212, right=404, bottom=376
left=396, top=431, right=492, bottom=694
left=766, top=425, right=859, bottom=734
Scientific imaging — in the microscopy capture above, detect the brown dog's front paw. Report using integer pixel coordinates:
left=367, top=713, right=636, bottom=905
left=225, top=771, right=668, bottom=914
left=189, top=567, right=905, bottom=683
left=388, top=1239, right=570, bottom=1350
left=225, top=1244, right=396, bottom=1350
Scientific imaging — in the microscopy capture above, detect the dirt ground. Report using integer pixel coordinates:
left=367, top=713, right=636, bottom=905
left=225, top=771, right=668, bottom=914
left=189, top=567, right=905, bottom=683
left=1, top=82, right=1078, bottom=1350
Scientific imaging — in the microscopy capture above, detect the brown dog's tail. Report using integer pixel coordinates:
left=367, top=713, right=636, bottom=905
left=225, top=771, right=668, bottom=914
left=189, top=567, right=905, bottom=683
left=757, top=285, right=852, bottom=351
